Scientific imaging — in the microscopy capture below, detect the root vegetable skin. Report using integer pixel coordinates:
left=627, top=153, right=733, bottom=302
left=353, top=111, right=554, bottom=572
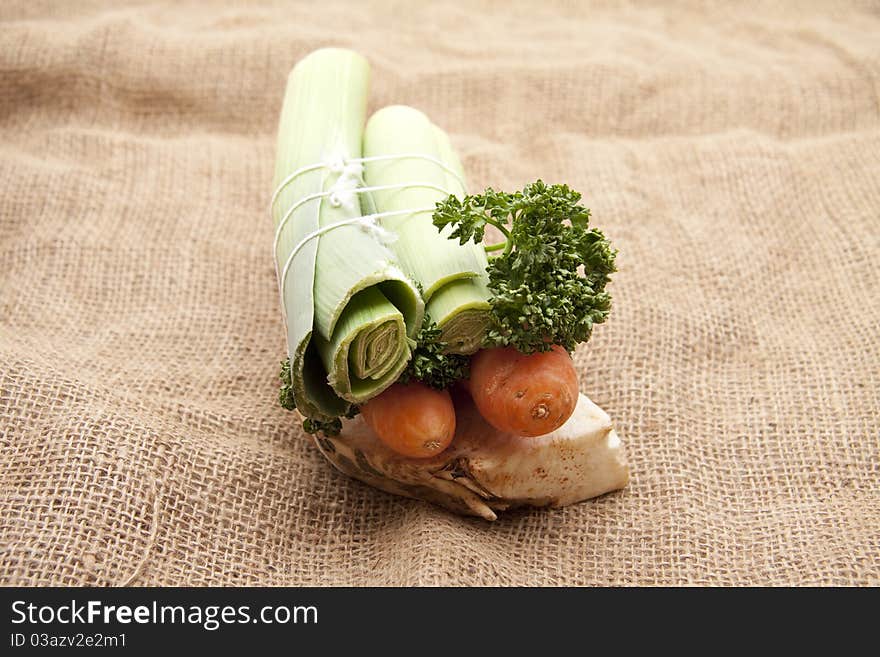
left=469, top=345, right=579, bottom=437
left=360, top=382, right=456, bottom=458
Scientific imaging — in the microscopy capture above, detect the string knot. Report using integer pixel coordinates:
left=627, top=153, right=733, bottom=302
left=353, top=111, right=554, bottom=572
left=357, top=215, right=396, bottom=245
left=327, top=156, right=346, bottom=174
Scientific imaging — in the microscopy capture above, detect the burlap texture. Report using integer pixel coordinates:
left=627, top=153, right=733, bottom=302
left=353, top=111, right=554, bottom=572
left=1, top=1, right=878, bottom=586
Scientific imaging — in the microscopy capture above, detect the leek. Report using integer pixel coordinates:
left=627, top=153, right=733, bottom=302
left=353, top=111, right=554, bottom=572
left=272, top=49, right=422, bottom=420
left=362, top=106, right=492, bottom=354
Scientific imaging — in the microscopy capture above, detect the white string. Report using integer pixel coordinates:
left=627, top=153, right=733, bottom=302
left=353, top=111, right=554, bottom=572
left=271, top=181, right=454, bottom=259
left=356, top=154, right=466, bottom=192
left=268, top=160, right=334, bottom=212
left=271, top=168, right=329, bottom=331
left=270, top=152, right=469, bottom=334
left=278, top=206, right=435, bottom=307
left=269, top=152, right=466, bottom=213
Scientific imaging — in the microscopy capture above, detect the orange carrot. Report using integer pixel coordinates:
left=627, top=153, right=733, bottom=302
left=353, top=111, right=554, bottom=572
left=360, top=381, right=456, bottom=458
left=469, top=345, right=578, bottom=437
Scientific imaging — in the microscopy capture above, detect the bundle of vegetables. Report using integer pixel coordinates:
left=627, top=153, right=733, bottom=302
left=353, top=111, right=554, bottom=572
left=272, top=48, right=628, bottom=519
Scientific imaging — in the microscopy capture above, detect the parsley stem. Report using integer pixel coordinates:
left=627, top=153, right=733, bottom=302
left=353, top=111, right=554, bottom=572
left=484, top=217, right=514, bottom=256
left=484, top=241, right=507, bottom=253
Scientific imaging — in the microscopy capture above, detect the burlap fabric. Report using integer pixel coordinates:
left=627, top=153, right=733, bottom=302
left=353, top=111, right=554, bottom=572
left=2, top=1, right=878, bottom=586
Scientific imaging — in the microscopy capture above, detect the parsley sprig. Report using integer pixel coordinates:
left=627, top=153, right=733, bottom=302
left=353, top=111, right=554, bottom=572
left=278, top=358, right=296, bottom=411
left=433, top=180, right=616, bottom=354
left=398, top=316, right=470, bottom=389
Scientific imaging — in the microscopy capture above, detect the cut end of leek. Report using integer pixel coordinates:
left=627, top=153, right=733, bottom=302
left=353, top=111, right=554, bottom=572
left=425, top=277, right=492, bottom=355
left=316, top=286, right=412, bottom=404
left=437, top=308, right=491, bottom=355
left=350, top=318, right=403, bottom=380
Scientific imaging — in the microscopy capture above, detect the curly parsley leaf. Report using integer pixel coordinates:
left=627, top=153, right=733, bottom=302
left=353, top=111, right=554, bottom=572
left=302, top=416, right=342, bottom=436
left=398, top=315, right=470, bottom=389
left=433, top=180, right=616, bottom=354
left=279, top=358, right=296, bottom=411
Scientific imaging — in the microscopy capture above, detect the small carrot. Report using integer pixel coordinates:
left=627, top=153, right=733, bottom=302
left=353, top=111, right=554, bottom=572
left=469, top=345, right=578, bottom=437
left=360, top=381, right=456, bottom=458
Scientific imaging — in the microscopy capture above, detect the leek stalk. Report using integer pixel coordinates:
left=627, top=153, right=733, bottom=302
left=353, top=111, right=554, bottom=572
left=272, top=49, right=422, bottom=420
left=362, top=106, right=491, bottom=354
